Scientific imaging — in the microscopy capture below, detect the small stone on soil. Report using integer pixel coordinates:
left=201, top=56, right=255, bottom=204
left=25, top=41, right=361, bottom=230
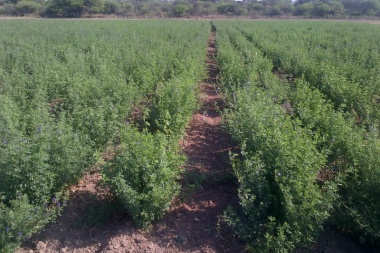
left=36, top=241, right=47, bottom=250
left=134, top=238, right=144, bottom=244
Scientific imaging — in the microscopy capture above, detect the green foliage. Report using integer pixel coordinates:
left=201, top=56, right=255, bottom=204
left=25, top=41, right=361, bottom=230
left=216, top=24, right=336, bottom=251
left=2, top=0, right=380, bottom=18
left=360, top=0, right=380, bottom=15
left=289, top=79, right=380, bottom=242
left=312, top=2, right=331, bottom=16
left=0, top=98, right=92, bottom=204
left=0, top=194, right=63, bottom=253
left=45, top=0, right=85, bottom=17
left=215, top=20, right=380, bottom=250
left=147, top=77, right=200, bottom=138
left=172, top=3, right=189, bottom=17
left=15, top=0, right=41, bottom=15
left=235, top=21, right=380, bottom=128
left=2, top=0, right=380, bottom=17
left=223, top=86, right=333, bottom=252
left=102, top=127, right=184, bottom=227
left=103, top=0, right=119, bottom=14
left=85, top=0, right=103, bottom=13
left=99, top=21, right=208, bottom=228
left=0, top=3, right=16, bottom=15
left=216, top=2, right=245, bottom=16
left=294, top=3, right=314, bottom=17
left=0, top=20, right=209, bottom=251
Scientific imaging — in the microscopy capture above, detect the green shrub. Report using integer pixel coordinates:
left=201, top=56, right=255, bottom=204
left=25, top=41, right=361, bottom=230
left=223, top=87, right=334, bottom=252
left=0, top=194, right=63, bottom=253
left=216, top=21, right=380, bottom=245
left=289, top=79, right=380, bottom=243
left=216, top=24, right=337, bottom=252
left=0, top=4, right=16, bottom=15
left=147, top=77, right=199, bottom=138
left=102, top=126, right=184, bottom=227
left=15, top=1, right=41, bottom=16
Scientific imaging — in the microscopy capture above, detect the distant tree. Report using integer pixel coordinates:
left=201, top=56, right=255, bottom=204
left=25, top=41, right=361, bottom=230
left=198, top=1, right=215, bottom=16
left=328, top=1, right=344, bottom=16
left=0, top=3, right=16, bottom=14
left=172, top=3, right=189, bottom=16
left=191, top=0, right=200, bottom=15
left=360, top=0, right=380, bottom=15
left=138, top=1, right=166, bottom=17
left=45, top=0, right=86, bottom=17
left=103, top=0, right=120, bottom=14
left=248, top=2, right=264, bottom=12
left=84, top=0, right=104, bottom=14
left=15, top=0, right=41, bottom=15
left=293, top=0, right=312, bottom=5
left=4, top=0, right=18, bottom=5
left=118, top=1, right=133, bottom=15
left=216, top=2, right=245, bottom=15
left=45, top=0, right=106, bottom=17
left=275, top=0, right=293, bottom=15
left=313, top=2, right=331, bottom=16
left=0, top=0, right=379, bottom=19
left=340, top=0, right=359, bottom=10
left=268, top=5, right=282, bottom=15
left=262, top=0, right=281, bottom=7
left=294, top=2, right=313, bottom=15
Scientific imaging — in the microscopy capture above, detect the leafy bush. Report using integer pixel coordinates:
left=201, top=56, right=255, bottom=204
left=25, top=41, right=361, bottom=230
left=216, top=24, right=338, bottom=252
left=0, top=105, right=92, bottom=204
left=172, top=4, right=189, bottom=17
left=280, top=56, right=380, bottom=245
left=0, top=194, right=63, bottom=253
left=223, top=86, right=334, bottom=252
left=102, top=127, right=184, bottom=227
left=0, top=3, right=16, bottom=15
left=15, top=1, right=41, bottom=15
left=0, top=20, right=209, bottom=251
left=236, top=21, right=380, bottom=128
left=103, top=0, right=120, bottom=14
left=215, top=20, right=380, bottom=248
left=147, top=77, right=199, bottom=138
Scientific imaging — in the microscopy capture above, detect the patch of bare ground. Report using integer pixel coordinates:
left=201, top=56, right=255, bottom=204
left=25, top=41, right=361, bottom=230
left=17, top=33, right=244, bottom=253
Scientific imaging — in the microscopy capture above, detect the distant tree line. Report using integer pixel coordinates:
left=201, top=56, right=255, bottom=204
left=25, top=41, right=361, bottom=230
left=0, top=0, right=379, bottom=18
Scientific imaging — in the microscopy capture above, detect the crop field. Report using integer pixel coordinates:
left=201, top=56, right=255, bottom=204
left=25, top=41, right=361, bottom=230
left=215, top=20, right=380, bottom=252
left=0, top=20, right=209, bottom=252
left=0, top=20, right=379, bottom=252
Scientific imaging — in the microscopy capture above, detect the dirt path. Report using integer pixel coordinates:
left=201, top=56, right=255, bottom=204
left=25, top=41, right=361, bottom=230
left=17, top=33, right=244, bottom=253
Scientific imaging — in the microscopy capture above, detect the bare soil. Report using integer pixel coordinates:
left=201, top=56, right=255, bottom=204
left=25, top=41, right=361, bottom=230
left=17, top=33, right=244, bottom=253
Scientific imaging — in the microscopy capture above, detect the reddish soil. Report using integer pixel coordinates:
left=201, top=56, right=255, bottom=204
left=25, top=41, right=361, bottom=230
left=17, top=33, right=244, bottom=253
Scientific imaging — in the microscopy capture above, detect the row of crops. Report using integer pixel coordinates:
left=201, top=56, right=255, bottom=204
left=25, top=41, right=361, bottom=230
left=0, top=20, right=209, bottom=252
left=237, top=21, right=380, bottom=131
left=214, top=20, right=380, bottom=252
left=1, top=19, right=379, bottom=253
